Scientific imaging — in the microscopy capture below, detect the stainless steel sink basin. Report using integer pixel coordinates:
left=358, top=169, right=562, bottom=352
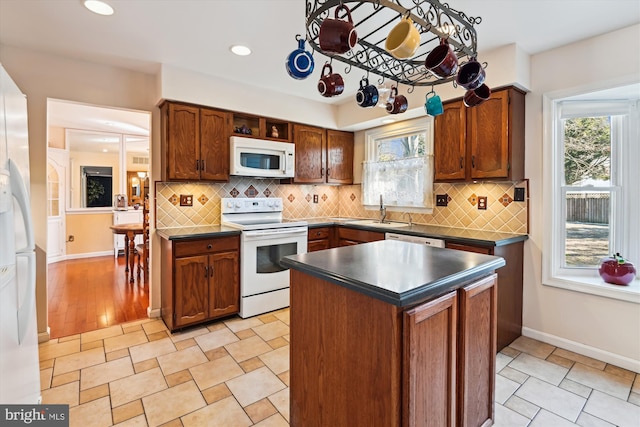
left=350, top=219, right=410, bottom=228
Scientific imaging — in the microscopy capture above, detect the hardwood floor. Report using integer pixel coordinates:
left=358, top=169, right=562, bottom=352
left=47, top=255, right=149, bottom=339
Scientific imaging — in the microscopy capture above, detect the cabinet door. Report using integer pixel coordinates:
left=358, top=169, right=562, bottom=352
left=326, top=130, right=354, bottom=184
left=468, top=90, right=509, bottom=179
left=445, top=242, right=492, bottom=255
left=403, top=291, right=457, bottom=427
left=174, top=255, right=209, bottom=327
left=294, top=124, right=326, bottom=183
left=200, top=108, right=230, bottom=181
left=457, top=274, right=497, bottom=427
left=208, top=250, right=240, bottom=318
left=167, top=103, right=200, bottom=180
left=308, top=239, right=330, bottom=252
left=435, top=101, right=467, bottom=181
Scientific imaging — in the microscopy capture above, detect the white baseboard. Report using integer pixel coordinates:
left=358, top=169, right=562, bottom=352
left=522, top=327, right=640, bottom=374
left=62, top=251, right=113, bottom=261
left=147, top=307, right=161, bottom=319
left=38, top=327, right=51, bottom=343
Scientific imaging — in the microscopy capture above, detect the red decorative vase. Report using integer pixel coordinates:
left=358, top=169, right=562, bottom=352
left=598, top=253, right=636, bottom=285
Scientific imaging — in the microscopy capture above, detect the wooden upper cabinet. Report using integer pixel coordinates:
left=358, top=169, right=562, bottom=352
left=200, top=108, right=230, bottom=181
left=326, top=130, right=354, bottom=184
left=293, top=124, right=353, bottom=184
left=434, top=101, right=467, bottom=181
left=165, top=103, right=200, bottom=180
left=293, top=124, right=326, bottom=183
left=434, top=86, right=525, bottom=182
left=161, top=101, right=230, bottom=182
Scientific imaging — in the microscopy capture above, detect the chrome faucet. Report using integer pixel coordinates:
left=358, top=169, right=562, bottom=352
left=379, top=194, right=387, bottom=223
left=403, top=212, right=413, bottom=226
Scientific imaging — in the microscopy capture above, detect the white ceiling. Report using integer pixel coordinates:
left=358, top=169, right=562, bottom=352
left=2, top=0, right=639, bottom=133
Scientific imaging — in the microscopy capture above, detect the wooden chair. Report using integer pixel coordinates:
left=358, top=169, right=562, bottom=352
left=136, top=198, right=150, bottom=280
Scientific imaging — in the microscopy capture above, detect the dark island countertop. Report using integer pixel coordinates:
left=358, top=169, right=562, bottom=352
left=156, top=226, right=241, bottom=240
left=304, top=217, right=527, bottom=247
left=281, top=239, right=505, bottom=307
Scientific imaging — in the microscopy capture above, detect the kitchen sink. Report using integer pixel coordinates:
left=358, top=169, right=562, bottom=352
left=350, top=219, right=410, bottom=228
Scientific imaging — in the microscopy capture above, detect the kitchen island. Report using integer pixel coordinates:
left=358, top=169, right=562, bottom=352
left=281, top=239, right=506, bottom=427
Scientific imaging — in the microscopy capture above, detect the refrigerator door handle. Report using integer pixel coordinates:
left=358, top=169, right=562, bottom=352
left=16, top=251, right=35, bottom=345
left=9, top=159, right=34, bottom=252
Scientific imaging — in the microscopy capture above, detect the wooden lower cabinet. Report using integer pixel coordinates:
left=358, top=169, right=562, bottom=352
left=446, top=241, right=524, bottom=351
left=307, top=227, right=333, bottom=252
left=338, top=227, right=385, bottom=246
left=291, top=270, right=498, bottom=427
left=161, top=235, right=240, bottom=331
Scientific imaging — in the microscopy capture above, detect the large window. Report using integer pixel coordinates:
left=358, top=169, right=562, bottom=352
left=544, top=93, right=639, bottom=301
left=363, top=117, right=434, bottom=212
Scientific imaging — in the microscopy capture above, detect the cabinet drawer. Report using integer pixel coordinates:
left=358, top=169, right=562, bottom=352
left=174, top=235, right=239, bottom=258
left=308, top=227, right=330, bottom=241
left=339, top=227, right=385, bottom=243
left=445, top=242, right=493, bottom=255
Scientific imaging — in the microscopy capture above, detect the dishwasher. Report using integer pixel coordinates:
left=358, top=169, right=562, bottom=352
left=385, top=232, right=445, bottom=248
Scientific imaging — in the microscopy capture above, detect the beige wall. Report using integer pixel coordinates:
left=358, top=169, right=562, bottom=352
left=65, top=213, right=113, bottom=255
left=0, top=45, right=158, bottom=340
left=48, top=126, right=64, bottom=149
left=524, top=24, right=640, bottom=367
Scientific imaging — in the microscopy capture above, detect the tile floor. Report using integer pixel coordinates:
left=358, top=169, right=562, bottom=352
left=39, top=309, right=640, bottom=427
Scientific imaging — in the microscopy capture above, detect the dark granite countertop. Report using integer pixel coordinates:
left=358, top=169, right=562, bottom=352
left=281, top=239, right=505, bottom=307
left=156, top=226, right=241, bottom=240
left=303, top=217, right=527, bottom=247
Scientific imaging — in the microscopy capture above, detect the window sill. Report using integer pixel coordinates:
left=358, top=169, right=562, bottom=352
left=544, top=274, right=640, bottom=304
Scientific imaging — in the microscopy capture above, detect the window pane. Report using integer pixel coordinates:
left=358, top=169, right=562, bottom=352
left=376, top=133, right=425, bottom=161
left=563, top=117, right=611, bottom=186
left=564, top=191, right=610, bottom=267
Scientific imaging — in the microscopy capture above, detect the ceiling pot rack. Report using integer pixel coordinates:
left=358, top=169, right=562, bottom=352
left=305, top=0, right=483, bottom=88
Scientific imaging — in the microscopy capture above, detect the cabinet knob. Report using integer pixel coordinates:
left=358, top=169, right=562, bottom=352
left=320, top=167, right=325, bottom=177
left=459, top=157, right=464, bottom=169
left=207, top=244, right=213, bottom=250
left=316, top=231, right=321, bottom=236
left=471, top=155, right=475, bottom=168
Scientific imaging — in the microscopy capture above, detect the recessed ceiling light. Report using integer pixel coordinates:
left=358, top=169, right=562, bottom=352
left=83, top=0, right=114, bottom=16
left=230, top=45, right=252, bottom=56
left=102, top=149, right=108, bottom=153
left=382, top=119, right=396, bottom=124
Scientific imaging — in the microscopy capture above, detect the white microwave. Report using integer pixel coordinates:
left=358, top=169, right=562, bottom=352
left=230, top=136, right=295, bottom=178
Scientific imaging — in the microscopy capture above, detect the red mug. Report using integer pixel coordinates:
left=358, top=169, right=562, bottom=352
left=463, top=83, right=491, bottom=107
left=317, top=63, right=345, bottom=97
left=319, top=4, right=358, bottom=54
left=386, top=86, right=408, bottom=114
left=425, top=39, right=458, bottom=79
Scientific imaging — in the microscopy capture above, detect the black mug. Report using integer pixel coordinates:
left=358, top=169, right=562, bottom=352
left=356, top=77, right=379, bottom=108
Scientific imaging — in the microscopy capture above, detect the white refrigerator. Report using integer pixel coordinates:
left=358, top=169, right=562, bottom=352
left=0, top=63, right=40, bottom=404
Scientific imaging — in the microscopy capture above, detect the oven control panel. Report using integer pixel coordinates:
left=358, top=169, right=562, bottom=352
left=221, top=197, right=283, bottom=213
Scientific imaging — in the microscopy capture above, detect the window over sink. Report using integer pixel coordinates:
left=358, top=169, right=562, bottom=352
left=363, top=117, right=434, bottom=212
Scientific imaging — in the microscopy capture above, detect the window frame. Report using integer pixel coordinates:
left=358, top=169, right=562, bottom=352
left=543, top=91, right=640, bottom=303
left=363, top=117, right=434, bottom=213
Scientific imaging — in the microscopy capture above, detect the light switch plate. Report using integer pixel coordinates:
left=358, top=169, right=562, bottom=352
left=478, top=196, right=487, bottom=210
left=436, top=194, right=448, bottom=207
left=514, top=187, right=525, bottom=202
left=180, top=194, right=193, bottom=206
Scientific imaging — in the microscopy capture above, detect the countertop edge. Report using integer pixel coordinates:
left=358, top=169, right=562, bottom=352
left=156, top=228, right=241, bottom=240
left=281, top=254, right=506, bottom=307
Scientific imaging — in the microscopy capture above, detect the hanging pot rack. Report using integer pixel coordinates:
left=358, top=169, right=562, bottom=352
left=305, top=0, right=483, bottom=88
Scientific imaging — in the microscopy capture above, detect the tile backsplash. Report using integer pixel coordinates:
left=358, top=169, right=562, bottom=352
left=156, top=178, right=528, bottom=234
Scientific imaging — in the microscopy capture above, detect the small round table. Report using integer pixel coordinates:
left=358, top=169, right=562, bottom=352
left=109, top=223, right=144, bottom=283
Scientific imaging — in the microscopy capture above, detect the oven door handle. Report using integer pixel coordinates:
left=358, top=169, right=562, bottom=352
left=242, top=227, right=308, bottom=238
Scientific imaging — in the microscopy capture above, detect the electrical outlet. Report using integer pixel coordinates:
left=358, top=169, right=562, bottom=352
left=436, top=194, right=448, bottom=207
left=180, top=194, right=193, bottom=206
left=313, top=195, right=318, bottom=203
left=478, top=196, right=487, bottom=210
left=514, top=187, right=525, bottom=202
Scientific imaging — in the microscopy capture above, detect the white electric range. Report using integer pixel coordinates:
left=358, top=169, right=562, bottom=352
left=221, top=198, right=308, bottom=318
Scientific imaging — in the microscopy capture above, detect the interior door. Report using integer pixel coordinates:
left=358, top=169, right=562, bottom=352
left=47, top=148, right=67, bottom=262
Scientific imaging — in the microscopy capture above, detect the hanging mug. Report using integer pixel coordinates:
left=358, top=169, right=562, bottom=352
left=319, top=4, right=358, bottom=54
left=386, top=86, right=408, bottom=114
left=456, top=57, right=486, bottom=90
left=356, top=77, right=379, bottom=108
left=385, top=16, right=421, bottom=59
left=317, top=63, right=344, bottom=97
left=285, top=36, right=315, bottom=80
left=425, top=38, right=458, bottom=79
left=463, top=83, right=491, bottom=107
left=424, top=89, right=444, bottom=116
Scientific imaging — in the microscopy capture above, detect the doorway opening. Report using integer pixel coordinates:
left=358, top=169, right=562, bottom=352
left=46, top=99, right=151, bottom=339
